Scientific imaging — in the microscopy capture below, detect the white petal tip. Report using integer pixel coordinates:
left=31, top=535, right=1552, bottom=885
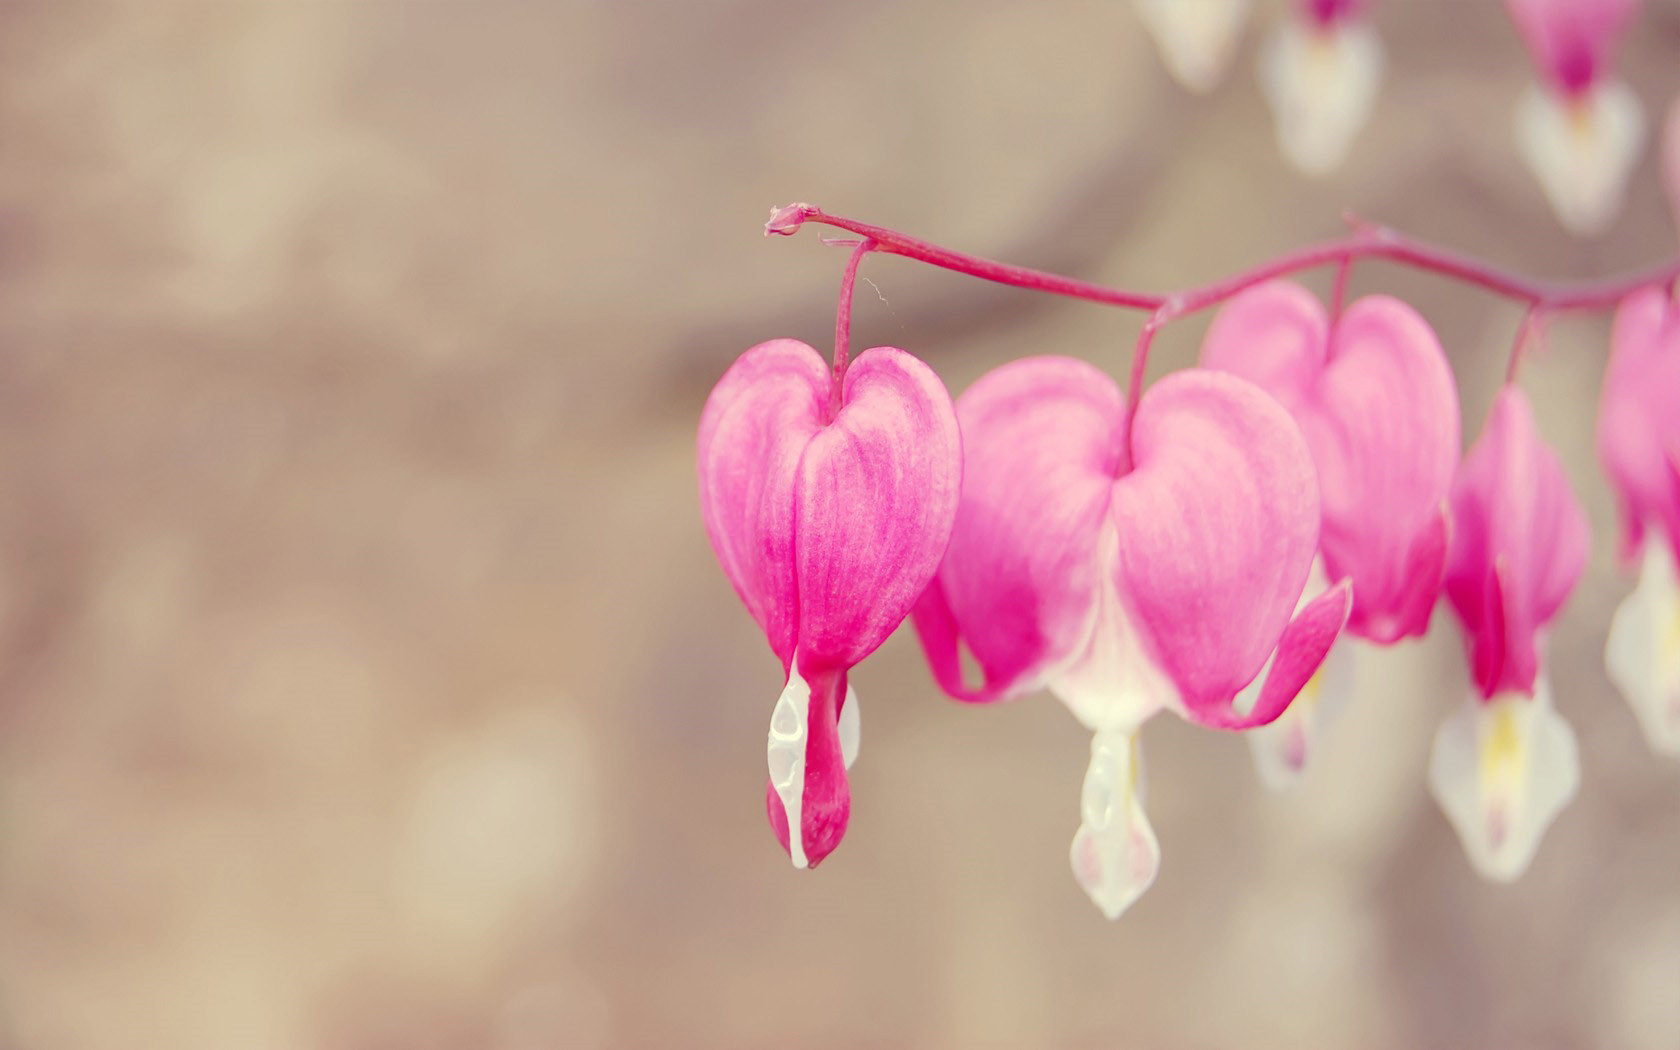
left=1259, top=19, right=1383, bottom=177
left=1605, top=542, right=1680, bottom=758
left=1515, top=79, right=1645, bottom=236
left=1134, top=0, right=1250, bottom=94
left=1428, top=681, right=1579, bottom=883
left=1070, top=730, right=1161, bottom=920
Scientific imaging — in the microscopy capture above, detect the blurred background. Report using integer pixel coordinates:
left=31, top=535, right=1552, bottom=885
left=0, top=1, right=1676, bottom=1047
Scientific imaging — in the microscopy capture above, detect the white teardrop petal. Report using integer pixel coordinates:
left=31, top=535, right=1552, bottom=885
left=838, top=682, right=861, bottom=770
left=1134, top=0, right=1251, bottom=94
left=1069, top=729, right=1160, bottom=920
left=1515, top=77, right=1646, bottom=235
left=1258, top=17, right=1384, bottom=177
left=1428, top=678, right=1579, bottom=883
left=766, top=661, right=812, bottom=870
left=1605, top=541, right=1680, bottom=756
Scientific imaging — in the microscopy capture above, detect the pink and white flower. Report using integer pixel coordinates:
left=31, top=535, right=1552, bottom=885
left=1258, top=0, right=1384, bottom=176
left=698, top=339, right=961, bottom=868
left=1506, top=0, right=1645, bottom=234
left=1432, top=386, right=1589, bottom=881
left=914, top=359, right=1348, bottom=917
left=1200, top=281, right=1459, bottom=786
left=1599, top=287, right=1680, bottom=756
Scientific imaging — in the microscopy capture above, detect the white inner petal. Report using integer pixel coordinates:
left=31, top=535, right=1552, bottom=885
left=1605, top=540, right=1680, bottom=756
left=1427, top=676, right=1580, bottom=882
left=1134, top=0, right=1250, bottom=94
left=1048, top=525, right=1178, bottom=734
left=1515, top=77, right=1646, bottom=235
left=767, top=660, right=812, bottom=870
left=1258, top=16, right=1384, bottom=176
left=1069, top=728, right=1161, bottom=920
left=838, top=682, right=860, bottom=771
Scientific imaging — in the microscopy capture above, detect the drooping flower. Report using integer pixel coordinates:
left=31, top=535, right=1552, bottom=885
left=1598, top=287, right=1680, bottom=755
left=913, top=360, right=1349, bottom=918
left=1506, top=0, right=1644, bottom=235
left=1200, top=281, right=1459, bottom=786
left=1432, top=386, right=1589, bottom=881
left=1258, top=0, right=1383, bottom=177
left=698, top=339, right=961, bottom=868
left=1134, top=0, right=1251, bottom=95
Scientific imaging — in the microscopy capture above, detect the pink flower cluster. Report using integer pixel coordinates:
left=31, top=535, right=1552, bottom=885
left=699, top=204, right=1680, bottom=917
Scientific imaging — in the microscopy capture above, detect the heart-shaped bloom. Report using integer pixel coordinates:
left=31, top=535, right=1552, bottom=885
left=1598, top=287, right=1680, bottom=755
left=1432, top=386, right=1589, bottom=881
left=698, top=339, right=961, bottom=868
left=1200, top=282, right=1459, bottom=785
left=1258, top=0, right=1383, bottom=177
left=913, top=360, right=1349, bottom=918
left=1507, top=0, right=1644, bottom=234
left=1134, top=0, right=1251, bottom=95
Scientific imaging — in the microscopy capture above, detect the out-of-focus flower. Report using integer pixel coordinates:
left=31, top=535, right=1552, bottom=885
left=1599, top=287, right=1680, bottom=756
left=914, top=360, right=1348, bottom=918
left=1258, top=0, right=1384, bottom=176
left=1201, top=282, right=1459, bottom=786
left=698, top=339, right=961, bottom=868
left=1134, top=0, right=1251, bottom=94
left=1507, top=0, right=1644, bottom=234
left=1432, top=386, right=1589, bottom=881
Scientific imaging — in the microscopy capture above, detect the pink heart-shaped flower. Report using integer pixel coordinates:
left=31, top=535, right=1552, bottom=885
left=698, top=339, right=961, bottom=867
left=1200, top=281, right=1460, bottom=643
left=914, top=356, right=1346, bottom=730
left=1598, top=286, right=1680, bottom=564
left=1446, top=385, right=1589, bottom=700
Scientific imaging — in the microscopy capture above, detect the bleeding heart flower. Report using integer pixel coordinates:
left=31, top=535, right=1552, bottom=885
left=698, top=339, right=961, bottom=869
left=1134, top=0, right=1251, bottom=95
left=913, top=359, right=1350, bottom=918
left=1506, top=0, right=1644, bottom=234
left=1258, top=0, right=1383, bottom=176
left=1200, top=281, right=1459, bottom=785
left=1598, top=287, right=1680, bottom=755
left=1432, top=386, right=1589, bottom=881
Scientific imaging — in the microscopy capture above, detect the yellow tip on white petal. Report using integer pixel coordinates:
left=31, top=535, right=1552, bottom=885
left=1605, top=542, right=1680, bottom=757
left=1070, top=729, right=1160, bottom=919
left=1134, top=0, right=1251, bottom=94
left=1515, top=78, right=1645, bottom=236
left=767, top=662, right=812, bottom=870
left=1428, top=679, right=1579, bottom=883
left=1258, top=17, right=1383, bottom=177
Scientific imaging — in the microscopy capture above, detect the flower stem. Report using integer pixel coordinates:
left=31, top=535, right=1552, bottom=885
left=831, top=237, right=875, bottom=414
left=767, top=202, right=1680, bottom=321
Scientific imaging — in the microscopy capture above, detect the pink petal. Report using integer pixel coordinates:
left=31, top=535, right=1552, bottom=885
left=1505, top=0, right=1638, bottom=98
left=913, top=356, right=1123, bottom=702
left=1445, top=386, right=1590, bottom=699
left=697, top=339, right=827, bottom=668
left=698, top=340, right=961, bottom=672
left=1597, top=287, right=1680, bottom=564
left=794, top=347, right=963, bottom=671
left=1109, top=369, right=1325, bottom=722
left=1211, top=580, right=1352, bottom=729
left=1201, top=283, right=1460, bottom=643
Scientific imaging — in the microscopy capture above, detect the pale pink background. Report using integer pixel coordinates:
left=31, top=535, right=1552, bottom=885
left=0, top=2, right=1676, bottom=1048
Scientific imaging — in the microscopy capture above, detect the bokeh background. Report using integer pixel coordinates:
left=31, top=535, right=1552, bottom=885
left=0, top=1, right=1676, bottom=1047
